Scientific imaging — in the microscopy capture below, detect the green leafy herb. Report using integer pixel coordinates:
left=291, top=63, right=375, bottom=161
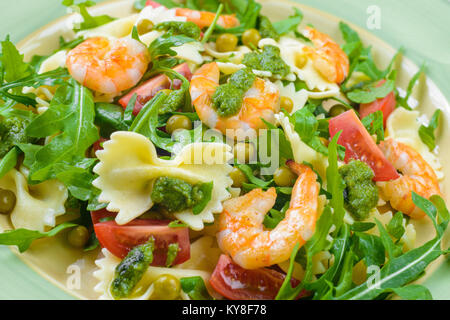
left=235, top=163, right=273, bottom=188
left=397, top=64, right=425, bottom=110
left=0, top=223, right=77, bottom=253
left=272, top=8, right=303, bottom=36
left=386, top=212, right=406, bottom=240
left=353, top=232, right=385, bottom=266
left=168, top=220, right=188, bottom=228
left=347, top=80, right=395, bottom=104
left=0, top=147, right=19, bottom=179
left=62, top=0, right=115, bottom=32
left=25, top=79, right=99, bottom=182
left=180, top=276, right=214, bottom=300
left=201, top=4, right=223, bottom=44
left=418, top=109, right=441, bottom=151
left=350, top=222, right=376, bottom=232
left=192, top=181, right=214, bottom=215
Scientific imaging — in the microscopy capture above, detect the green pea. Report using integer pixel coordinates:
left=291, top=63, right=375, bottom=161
left=152, top=274, right=181, bottom=300
left=329, top=104, right=348, bottom=117
left=273, top=166, right=296, bottom=187
left=0, top=189, right=16, bottom=215
left=242, top=28, right=261, bottom=48
left=67, top=226, right=90, bottom=248
left=216, top=33, right=238, bottom=52
left=166, top=115, right=193, bottom=135
left=137, top=19, right=154, bottom=35
left=229, top=167, right=249, bottom=188
left=280, top=96, right=294, bottom=113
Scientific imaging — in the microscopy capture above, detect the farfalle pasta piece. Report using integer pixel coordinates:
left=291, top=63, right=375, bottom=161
left=77, top=14, right=139, bottom=39
left=93, top=131, right=233, bottom=230
left=259, top=37, right=341, bottom=93
left=276, top=113, right=328, bottom=178
left=94, top=248, right=213, bottom=300
left=385, top=107, right=443, bottom=181
left=0, top=168, right=68, bottom=232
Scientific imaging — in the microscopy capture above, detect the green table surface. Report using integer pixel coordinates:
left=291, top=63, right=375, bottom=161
left=0, top=0, right=449, bottom=300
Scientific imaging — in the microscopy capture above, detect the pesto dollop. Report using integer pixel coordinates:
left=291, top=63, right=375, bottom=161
left=212, top=68, right=256, bottom=117
left=110, top=237, right=155, bottom=299
left=242, top=45, right=290, bottom=77
left=151, top=176, right=211, bottom=213
left=0, top=116, right=34, bottom=158
left=339, top=160, right=379, bottom=221
left=155, top=21, right=201, bottom=40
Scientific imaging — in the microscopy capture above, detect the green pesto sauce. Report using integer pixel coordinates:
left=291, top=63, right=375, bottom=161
left=151, top=176, right=206, bottom=213
left=155, top=21, right=201, bottom=40
left=110, top=238, right=155, bottom=299
left=159, top=88, right=186, bottom=115
left=259, top=16, right=279, bottom=40
left=242, top=45, right=290, bottom=77
left=0, top=116, right=34, bottom=158
left=339, top=160, right=379, bottom=221
left=212, top=68, right=256, bottom=117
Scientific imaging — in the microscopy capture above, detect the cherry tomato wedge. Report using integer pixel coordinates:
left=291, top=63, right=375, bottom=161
left=146, top=0, right=163, bottom=8
left=118, top=63, right=192, bottom=116
left=329, top=109, right=399, bottom=181
left=359, top=79, right=396, bottom=127
left=209, top=255, right=307, bottom=300
left=93, top=218, right=190, bottom=266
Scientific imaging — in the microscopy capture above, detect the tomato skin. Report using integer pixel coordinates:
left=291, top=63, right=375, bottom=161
left=329, top=109, right=399, bottom=181
left=209, top=255, right=306, bottom=300
left=93, top=218, right=190, bottom=266
left=146, top=0, right=164, bottom=8
left=359, top=80, right=396, bottom=127
left=118, top=63, right=192, bottom=116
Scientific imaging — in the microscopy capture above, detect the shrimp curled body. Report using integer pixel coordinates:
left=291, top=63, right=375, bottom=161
left=66, top=37, right=150, bottom=96
left=217, top=162, right=319, bottom=269
left=302, top=26, right=349, bottom=84
left=175, top=8, right=239, bottom=29
left=190, top=62, right=280, bottom=138
left=378, top=139, right=441, bottom=219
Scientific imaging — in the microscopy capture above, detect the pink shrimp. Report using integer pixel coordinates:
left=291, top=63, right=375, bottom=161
left=302, top=26, right=349, bottom=84
left=190, top=62, right=280, bottom=138
left=217, top=161, right=319, bottom=269
left=66, top=37, right=150, bottom=96
left=378, top=138, right=442, bottom=219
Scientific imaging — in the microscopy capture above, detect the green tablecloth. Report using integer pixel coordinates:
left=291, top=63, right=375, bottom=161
left=0, top=0, right=449, bottom=300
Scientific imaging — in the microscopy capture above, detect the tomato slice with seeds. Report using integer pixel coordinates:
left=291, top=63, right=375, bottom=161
left=93, top=217, right=190, bottom=266
left=329, top=109, right=399, bottom=181
left=209, top=255, right=307, bottom=300
left=118, top=63, right=192, bottom=115
left=359, top=79, right=396, bottom=127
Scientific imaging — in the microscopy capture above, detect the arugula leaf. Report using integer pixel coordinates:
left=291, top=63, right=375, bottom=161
left=180, top=276, right=214, bottom=300
left=25, top=79, right=99, bottom=182
left=215, top=0, right=261, bottom=35
left=259, top=118, right=294, bottom=166
left=192, top=181, right=214, bottom=215
left=418, top=109, right=441, bottom=151
left=0, top=223, right=77, bottom=253
left=272, top=8, right=303, bottom=36
left=336, top=193, right=449, bottom=300
left=361, top=110, right=384, bottom=143
left=148, top=34, right=196, bottom=60
left=397, top=64, right=425, bottom=110
left=1, top=36, right=32, bottom=83
left=0, top=147, right=19, bottom=179
left=54, top=161, right=98, bottom=201
left=235, top=163, right=273, bottom=188
left=386, top=212, right=406, bottom=240
left=326, top=132, right=346, bottom=234
left=94, top=102, right=130, bottom=138
left=353, top=232, right=385, bottom=267
left=289, top=107, right=328, bottom=156
left=201, top=4, right=223, bottom=44
left=350, top=222, right=375, bottom=232
left=375, top=218, right=402, bottom=260
left=391, top=284, right=433, bottom=300
left=130, top=92, right=175, bottom=152
left=347, top=80, right=395, bottom=104
left=62, top=0, right=115, bottom=32
left=168, top=220, right=188, bottom=228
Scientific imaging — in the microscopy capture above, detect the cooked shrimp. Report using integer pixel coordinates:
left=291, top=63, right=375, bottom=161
left=190, top=62, right=280, bottom=138
left=217, top=161, right=319, bottom=269
left=66, top=37, right=150, bottom=96
left=378, top=138, right=441, bottom=219
left=175, top=8, right=239, bottom=29
left=302, top=26, right=349, bottom=84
